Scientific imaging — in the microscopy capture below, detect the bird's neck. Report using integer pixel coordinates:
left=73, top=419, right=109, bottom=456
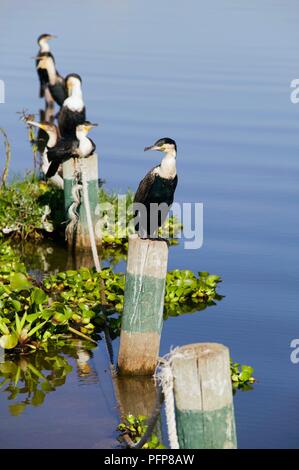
left=76, top=132, right=93, bottom=156
left=46, top=131, right=57, bottom=148
left=64, top=85, right=84, bottom=111
left=72, top=83, right=83, bottom=99
left=159, top=151, right=177, bottom=179
left=43, top=59, right=57, bottom=85
left=39, top=40, right=50, bottom=53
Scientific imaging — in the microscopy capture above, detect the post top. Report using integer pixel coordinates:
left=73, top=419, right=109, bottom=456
left=175, top=343, right=229, bottom=359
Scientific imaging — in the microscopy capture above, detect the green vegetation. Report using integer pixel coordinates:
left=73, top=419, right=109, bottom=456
left=0, top=240, right=222, bottom=351
left=164, top=270, right=223, bottom=317
left=0, top=343, right=92, bottom=416
left=1, top=241, right=253, bottom=392
left=117, top=414, right=165, bottom=449
left=0, top=242, right=99, bottom=351
left=0, top=177, right=182, bottom=249
left=0, top=179, right=54, bottom=240
left=46, top=267, right=222, bottom=318
left=231, top=360, right=256, bottom=391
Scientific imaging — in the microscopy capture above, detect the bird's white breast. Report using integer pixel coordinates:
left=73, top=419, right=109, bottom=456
left=63, top=95, right=84, bottom=112
left=78, top=136, right=93, bottom=157
left=156, top=154, right=177, bottom=179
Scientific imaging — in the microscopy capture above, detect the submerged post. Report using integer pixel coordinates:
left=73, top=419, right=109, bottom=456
left=171, top=343, right=237, bottom=449
left=118, top=235, right=168, bottom=376
left=63, top=154, right=101, bottom=250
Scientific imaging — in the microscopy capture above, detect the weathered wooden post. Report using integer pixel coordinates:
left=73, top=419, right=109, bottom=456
left=170, top=343, right=237, bottom=449
left=118, top=235, right=168, bottom=375
left=63, top=155, right=101, bottom=250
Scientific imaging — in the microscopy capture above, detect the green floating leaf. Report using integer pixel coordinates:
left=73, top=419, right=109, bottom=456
left=31, top=389, right=45, bottom=407
left=0, top=333, right=18, bottom=349
left=9, top=403, right=26, bottom=416
left=0, top=361, right=18, bottom=374
left=10, top=273, right=32, bottom=291
left=31, top=287, right=48, bottom=306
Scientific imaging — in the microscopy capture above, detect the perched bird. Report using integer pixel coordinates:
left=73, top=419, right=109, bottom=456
left=26, top=120, right=59, bottom=152
left=36, top=34, right=56, bottom=102
left=58, top=74, right=86, bottom=138
left=45, top=121, right=97, bottom=178
left=36, top=54, right=67, bottom=106
left=25, top=120, right=64, bottom=188
left=134, top=137, right=178, bottom=238
left=36, top=108, right=55, bottom=154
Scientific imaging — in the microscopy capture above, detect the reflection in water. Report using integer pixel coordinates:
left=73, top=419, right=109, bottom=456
left=115, top=375, right=163, bottom=447
left=0, top=341, right=98, bottom=416
left=12, top=239, right=125, bottom=278
left=115, top=375, right=157, bottom=418
left=76, top=342, right=99, bottom=385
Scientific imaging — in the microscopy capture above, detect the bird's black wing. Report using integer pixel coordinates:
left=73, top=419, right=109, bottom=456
left=58, top=106, right=86, bottom=138
left=171, top=174, right=178, bottom=195
left=89, top=138, right=96, bottom=156
left=47, top=139, right=78, bottom=163
left=36, top=52, right=55, bottom=98
left=37, top=68, right=49, bottom=98
left=133, top=167, right=158, bottom=204
left=46, top=161, right=60, bottom=178
left=49, top=74, right=67, bottom=106
left=46, top=140, right=78, bottom=178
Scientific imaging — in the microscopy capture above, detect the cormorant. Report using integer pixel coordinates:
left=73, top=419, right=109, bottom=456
left=58, top=74, right=86, bottom=138
left=25, top=120, right=63, bottom=184
left=36, top=54, right=67, bottom=106
left=36, top=34, right=56, bottom=103
left=134, top=137, right=178, bottom=238
left=36, top=107, right=55, bottom=154
left=45, top=121, right=97, bottom=177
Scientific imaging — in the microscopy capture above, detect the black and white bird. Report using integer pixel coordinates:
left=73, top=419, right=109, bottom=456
left=25, top=120, right=64, bottom=188
left=36, top=53, right=67, bottom=106
left=45, top=121, right=97, bottom=178
left=134, top=137, right=178, bottom=238
left=58, top=74, right=86, bottom=138
left=36, top=34, right=56, bottom=103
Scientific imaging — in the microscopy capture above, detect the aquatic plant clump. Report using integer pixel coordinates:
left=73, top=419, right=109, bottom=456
left=0, top=179, right=53, bottom=240
left=0, top=242, right=254, bottom=390
left=45, top=267, right=223, bottom=320
left=0, top=177, right=182, bottom=246
left=117, top=414, right=165, bottom=449
left=231, top=360, right=256, bottom=391
left=0, top=241, right=222, bottom=351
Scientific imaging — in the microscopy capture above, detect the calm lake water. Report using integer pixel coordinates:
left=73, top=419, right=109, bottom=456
left=0, top=0, right=299, bottom=449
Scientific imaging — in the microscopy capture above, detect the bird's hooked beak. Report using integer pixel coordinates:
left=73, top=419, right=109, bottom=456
left=47, top=34, right=57, bottom=40
left=25, top=120, right=46, bottom=130
left=144, top=144, right=162, bottom=152
left=84, top=123, right=98, bottom=132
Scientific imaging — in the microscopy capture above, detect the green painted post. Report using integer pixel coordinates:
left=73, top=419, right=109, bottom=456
left=171, top=343, right=237, bottom=449
left=63, top=154, right=101, bottom=250
left=118, top=235, right=168, bottom=376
